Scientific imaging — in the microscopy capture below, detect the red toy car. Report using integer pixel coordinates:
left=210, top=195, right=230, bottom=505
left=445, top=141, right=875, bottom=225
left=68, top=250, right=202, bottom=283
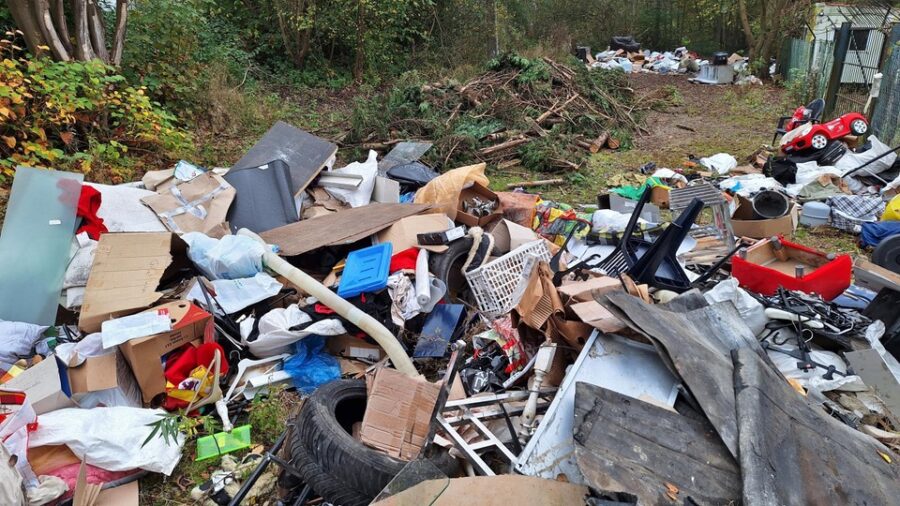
left=779, top=101, right=868, bottom=154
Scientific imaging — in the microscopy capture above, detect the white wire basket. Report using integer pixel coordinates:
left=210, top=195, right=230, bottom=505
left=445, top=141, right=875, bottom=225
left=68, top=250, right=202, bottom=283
left=465, top=240, right=552, bottom=318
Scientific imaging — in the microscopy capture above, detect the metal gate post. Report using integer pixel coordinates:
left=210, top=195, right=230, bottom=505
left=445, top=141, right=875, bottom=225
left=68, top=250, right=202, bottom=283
left=824, top=22, right=852, bottom=118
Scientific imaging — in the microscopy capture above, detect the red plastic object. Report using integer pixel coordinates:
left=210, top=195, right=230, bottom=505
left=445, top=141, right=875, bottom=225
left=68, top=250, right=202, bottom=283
left=780, top=111, right=868, bottom=153
left=732, top=237, right=852, bottom=301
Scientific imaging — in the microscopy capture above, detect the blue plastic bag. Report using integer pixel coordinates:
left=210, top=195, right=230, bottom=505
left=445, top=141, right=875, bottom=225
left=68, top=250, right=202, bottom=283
left=283, top=335, right=341, bottom=394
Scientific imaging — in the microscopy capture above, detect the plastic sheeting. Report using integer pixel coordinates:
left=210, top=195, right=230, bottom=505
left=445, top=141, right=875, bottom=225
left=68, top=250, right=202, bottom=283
left=83, top=182, right=167, bottom=232
left=29, top=407, right=184, bottom=475
left=699, top=153, right=738, bottom=175
left=189, top=273, right=283, bottom=315
left=325, top=150, right=379, bottom=208
left=283, top=335, right=341, bottom=394
left=183, top=233, right=265, bottom=280
left=0, top=321, right=48, bottom=366
left=703, top=278, right=768, bottom=337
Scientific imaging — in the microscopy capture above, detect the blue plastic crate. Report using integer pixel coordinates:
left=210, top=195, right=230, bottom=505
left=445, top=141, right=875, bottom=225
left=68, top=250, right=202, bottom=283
left=337, top=242, right=393, bottom=298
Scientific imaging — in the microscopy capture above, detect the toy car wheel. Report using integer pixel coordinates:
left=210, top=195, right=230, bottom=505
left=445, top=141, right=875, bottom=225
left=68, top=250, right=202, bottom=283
left=811, top=133, right=828, bottom=150
left=850, top=119, right=868, bottom=135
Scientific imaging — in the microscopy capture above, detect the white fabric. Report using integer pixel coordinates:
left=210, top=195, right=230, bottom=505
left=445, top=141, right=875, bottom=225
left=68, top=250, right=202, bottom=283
left=83, top=183, right=166, bottom=232
left=0, top=321, right=48, bottom=365
left=182, top=233, right=265, bottom=280
left=29, top=407, right=184, bottom=475
left=325, top=150, right=378, bottom=208
left=386, top=273, right=422, bottom=326
left=245, top=304, right=346, bottom=358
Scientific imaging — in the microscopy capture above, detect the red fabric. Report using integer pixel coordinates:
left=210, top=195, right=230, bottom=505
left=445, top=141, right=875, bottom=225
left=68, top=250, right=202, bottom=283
left=732, top=236, right=852, bottom=301
left=162, top=342, right=228, bottom=411
left=76, top=185, right=107, bottom=240
left=389, top=247, right=419, bottom=273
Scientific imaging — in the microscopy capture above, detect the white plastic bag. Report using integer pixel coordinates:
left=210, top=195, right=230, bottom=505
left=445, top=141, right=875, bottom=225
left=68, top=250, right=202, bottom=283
left=182, top=232, right=265, bottom=280
left=245, top=304, right=346, bottom=358
left=325, top=150, right=378, bottom=208
left=699, top=153, right=737, bottom=175
left=836, top=135, right=898, bottom=177
left=189, top=273, right=283, bottom=314
left=29, top=407, right=184, bottom=474
left=703, top=278, right=768, bottom=336
left=766, top=341, right=865, bottom=392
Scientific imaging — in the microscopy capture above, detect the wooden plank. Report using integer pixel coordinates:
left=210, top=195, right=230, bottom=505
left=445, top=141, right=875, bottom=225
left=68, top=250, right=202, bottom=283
left=733, top=348, right=900, bottom=505
left=573, top=383, right=741, bottom=505
left=260, top=203, right=431, bottom=256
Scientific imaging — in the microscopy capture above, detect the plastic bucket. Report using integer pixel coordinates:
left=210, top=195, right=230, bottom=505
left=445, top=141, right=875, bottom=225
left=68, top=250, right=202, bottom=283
left=752, top=190, right=790, bottom=219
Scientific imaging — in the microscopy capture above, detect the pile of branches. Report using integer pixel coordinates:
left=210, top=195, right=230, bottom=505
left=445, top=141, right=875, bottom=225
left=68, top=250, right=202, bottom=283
left=347, top=54, right=655, bottom=172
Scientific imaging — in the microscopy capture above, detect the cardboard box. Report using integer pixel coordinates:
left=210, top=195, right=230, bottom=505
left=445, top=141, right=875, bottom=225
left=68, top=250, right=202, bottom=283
left=141, top=172, right=235, bottom=237
left=569, top=301, right=626, bottom=333
left=854, top=257, right=900, bottom=293
left=62, top=351, right=142, bottom=409
left=79, top=233, right=188, bottom=333
left=327, top=334, right=384, bottom=361
left=374, top=214, right=452, bottom=254
left=359, top=367, right=440, bottom=460
left=456, top=182, right=502, bottom=227
left=730, top=195, right=799, bottom=239
left=118, top=301, right=214, bottom=403
left=5, top=356, right=76, bottom=415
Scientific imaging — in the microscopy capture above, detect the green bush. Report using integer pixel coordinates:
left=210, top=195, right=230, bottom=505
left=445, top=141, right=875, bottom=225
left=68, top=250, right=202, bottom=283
left=0, top=41, right=191, bottom=184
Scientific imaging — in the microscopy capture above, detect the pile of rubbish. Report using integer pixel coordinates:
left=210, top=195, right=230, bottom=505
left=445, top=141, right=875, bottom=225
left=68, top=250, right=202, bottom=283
left=2, top=111, right=900, bottom=506
left=580, top=35, right=764, bottom=85
left=349, top=54, right=651, bottom=174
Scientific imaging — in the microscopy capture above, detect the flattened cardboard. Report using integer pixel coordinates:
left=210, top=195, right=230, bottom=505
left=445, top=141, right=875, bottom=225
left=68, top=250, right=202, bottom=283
left=375, top=214, right=452, bottom=254
left=558, top=276, right=622, bottom=303
left=118, top=301, right=214, bottom=403
left=731, top=195, right=799, bottom=239
left=233, top=121, right=337, bottom=196
left=327, top=334, right=384, bottom=361
left=360, top=368, right=440, bottom=460
left=373, top=475, right=588, bottom=506
left=78, top=233, right=187, bottom=333
left=456, top=182, right=502, bottom=227
left=95, top=481, right=139, bottom=506
left=260, top=203, right=431, bottom=256
left=488, top=219, right=539, bottom=254
left=141, top=172, right=235, bottom=237
left=5, top=356, right=75, bottom=415
left=570, top=301, right=626, bottom=333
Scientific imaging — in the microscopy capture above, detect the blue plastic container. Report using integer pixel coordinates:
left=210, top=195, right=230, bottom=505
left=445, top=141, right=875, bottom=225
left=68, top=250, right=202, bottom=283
left=337, top=242, right=393, bottom=298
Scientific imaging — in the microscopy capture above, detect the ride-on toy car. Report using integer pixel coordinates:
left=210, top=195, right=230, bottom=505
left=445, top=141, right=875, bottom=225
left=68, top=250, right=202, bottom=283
left=776, top=98, right=869, bottom=154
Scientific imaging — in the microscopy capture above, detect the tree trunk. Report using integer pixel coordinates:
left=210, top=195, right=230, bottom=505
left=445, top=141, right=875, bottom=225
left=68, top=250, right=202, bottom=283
left=87, top=0, right=109, bottom=62
left=50, top=0, right=72, bottom=54
left=353, top=0, right=365, bottom=81
left=72, top=0, right=96, bottom=61
left=33, top=0, right=71, bottom=60
left=110, top=0, right=128, bottom=66
left=7, top=0, right=48, bottom=58
left=737, top=0, right=755, bottom=59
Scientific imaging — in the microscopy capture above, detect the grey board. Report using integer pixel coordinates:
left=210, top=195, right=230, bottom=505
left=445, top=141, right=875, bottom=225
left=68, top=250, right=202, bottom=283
left=233, top=121, right=337, bottom=196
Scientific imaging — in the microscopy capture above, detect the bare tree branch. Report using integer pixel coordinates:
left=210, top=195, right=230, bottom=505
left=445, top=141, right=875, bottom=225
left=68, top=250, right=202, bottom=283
left=50, top=0, right=73, bottom=54
left=7, top=0, right=49, bottom=58
left=33, top=0, right=71, bottom=61
left=72, top=0, right=96, bottom=60
left=87, top=0, right=109, bottom=62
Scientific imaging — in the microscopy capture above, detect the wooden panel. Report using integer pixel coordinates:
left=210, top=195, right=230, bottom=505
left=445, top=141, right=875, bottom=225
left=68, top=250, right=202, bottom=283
left=260, top=203, right=431, bottom=256
left=574, top=383, right=741, bottom=505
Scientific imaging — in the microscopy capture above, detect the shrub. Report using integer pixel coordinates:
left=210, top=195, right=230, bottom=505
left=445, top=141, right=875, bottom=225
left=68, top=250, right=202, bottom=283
left=0, top=39, right=192, bottom=184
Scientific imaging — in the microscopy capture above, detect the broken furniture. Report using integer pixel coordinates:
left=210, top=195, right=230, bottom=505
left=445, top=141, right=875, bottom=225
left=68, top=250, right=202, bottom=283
left=669, top=183, right=735, bottom=250
left=556, top=186, right=704, bottom=291
left=732, top=236, right=852, bottom=301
